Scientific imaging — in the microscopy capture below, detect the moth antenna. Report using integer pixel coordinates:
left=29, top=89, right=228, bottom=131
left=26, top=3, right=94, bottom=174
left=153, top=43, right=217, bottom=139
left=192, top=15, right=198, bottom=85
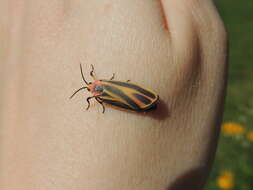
left=79, top=63, right=89, bottom=85
left=70, top=87, right=87, bottom=99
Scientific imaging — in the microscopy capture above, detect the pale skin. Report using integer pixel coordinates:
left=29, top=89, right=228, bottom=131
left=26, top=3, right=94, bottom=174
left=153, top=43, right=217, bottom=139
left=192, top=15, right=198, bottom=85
left=0, top=0, right=227, bottom=190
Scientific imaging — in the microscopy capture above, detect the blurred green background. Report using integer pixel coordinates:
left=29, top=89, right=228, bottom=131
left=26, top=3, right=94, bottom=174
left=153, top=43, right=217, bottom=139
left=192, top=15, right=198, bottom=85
left=206, top=0, right=253, bottom=190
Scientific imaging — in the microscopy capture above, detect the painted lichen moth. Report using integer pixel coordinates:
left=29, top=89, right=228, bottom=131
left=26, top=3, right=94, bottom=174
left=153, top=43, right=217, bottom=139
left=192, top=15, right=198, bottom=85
left=70, top=64, right=159, bottom=113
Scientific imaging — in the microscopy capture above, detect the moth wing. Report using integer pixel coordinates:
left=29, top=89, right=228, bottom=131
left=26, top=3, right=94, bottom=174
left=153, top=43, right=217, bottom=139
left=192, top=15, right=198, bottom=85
left=98, top=80, right=158, bottom=111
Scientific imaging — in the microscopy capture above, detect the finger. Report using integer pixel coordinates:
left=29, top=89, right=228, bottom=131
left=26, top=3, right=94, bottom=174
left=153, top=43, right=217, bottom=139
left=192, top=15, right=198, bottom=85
left=160, top=0, right=197, bottom=54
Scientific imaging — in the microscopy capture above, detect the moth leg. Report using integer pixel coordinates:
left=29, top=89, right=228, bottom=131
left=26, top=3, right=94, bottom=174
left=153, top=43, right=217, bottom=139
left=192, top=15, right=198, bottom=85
left=95, top=97, right=105, bottom=113
left=90, top=64, right=96, bottom=80
left=110, top=73, right=115, bottom=80
left=86, top=96, right=95, bottom=110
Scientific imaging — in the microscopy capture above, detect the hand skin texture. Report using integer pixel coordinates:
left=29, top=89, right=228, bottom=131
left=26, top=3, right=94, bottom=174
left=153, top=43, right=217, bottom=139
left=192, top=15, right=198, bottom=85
left=0, top=0, right=227, bottom=190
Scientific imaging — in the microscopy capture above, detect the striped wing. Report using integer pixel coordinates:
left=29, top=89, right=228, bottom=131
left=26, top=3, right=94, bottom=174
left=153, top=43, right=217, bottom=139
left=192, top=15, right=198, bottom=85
left=98, top=80, right=158, bottom=111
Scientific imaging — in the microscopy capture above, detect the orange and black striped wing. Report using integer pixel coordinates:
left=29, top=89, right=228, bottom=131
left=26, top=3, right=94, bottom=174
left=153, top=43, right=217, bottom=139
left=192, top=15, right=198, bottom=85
left=97, top=80, right=159, bottom=111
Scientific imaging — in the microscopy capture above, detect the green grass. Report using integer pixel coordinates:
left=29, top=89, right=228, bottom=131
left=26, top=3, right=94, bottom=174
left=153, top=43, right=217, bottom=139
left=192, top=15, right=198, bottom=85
left=206, top=0, right=253, bottom=190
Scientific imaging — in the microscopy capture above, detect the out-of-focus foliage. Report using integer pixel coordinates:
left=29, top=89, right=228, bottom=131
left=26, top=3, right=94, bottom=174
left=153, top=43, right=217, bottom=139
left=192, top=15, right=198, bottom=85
left=206, top=0, right=253, bottom=190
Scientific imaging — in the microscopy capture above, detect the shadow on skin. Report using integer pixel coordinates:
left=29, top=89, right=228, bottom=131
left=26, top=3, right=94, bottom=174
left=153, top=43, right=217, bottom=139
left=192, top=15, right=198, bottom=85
left=136, top=99, right=170, bottom=121
left=104, top=99, right=170, bottom=121
left=166, top=167, right=206, bottom=190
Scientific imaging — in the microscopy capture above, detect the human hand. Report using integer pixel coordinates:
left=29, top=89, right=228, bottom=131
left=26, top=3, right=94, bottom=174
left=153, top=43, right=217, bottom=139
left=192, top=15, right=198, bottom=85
left=0, top=1, right=227, bottom=190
